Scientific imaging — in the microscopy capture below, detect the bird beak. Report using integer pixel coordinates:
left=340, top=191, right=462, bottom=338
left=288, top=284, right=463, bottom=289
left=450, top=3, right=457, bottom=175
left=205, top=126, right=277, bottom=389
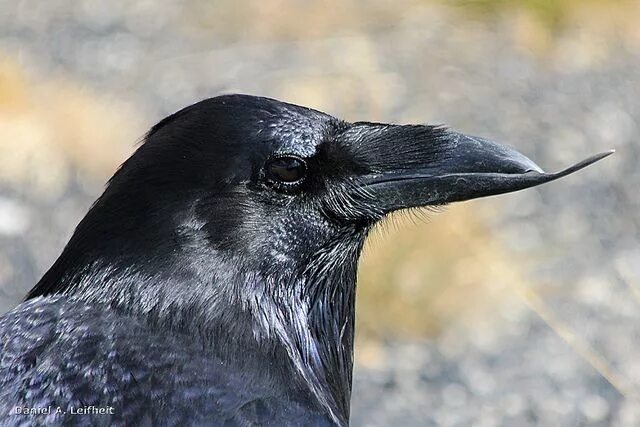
left=356, top=129, right=613, bottom=212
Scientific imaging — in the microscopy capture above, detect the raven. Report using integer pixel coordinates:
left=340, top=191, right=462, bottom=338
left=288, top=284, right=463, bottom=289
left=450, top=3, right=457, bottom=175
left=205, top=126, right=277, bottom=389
left=0, top=95, right=611, bottom=426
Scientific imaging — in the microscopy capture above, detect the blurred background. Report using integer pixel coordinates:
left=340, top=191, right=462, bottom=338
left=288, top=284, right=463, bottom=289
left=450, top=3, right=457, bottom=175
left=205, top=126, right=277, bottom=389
left=0, top=0, right=638, bottom=425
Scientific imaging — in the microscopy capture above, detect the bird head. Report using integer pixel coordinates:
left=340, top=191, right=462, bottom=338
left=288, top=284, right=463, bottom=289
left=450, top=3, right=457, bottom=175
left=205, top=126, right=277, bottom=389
left=28, top=94, right=611, bottom=425
left=72, top=94, right=609, bottom=274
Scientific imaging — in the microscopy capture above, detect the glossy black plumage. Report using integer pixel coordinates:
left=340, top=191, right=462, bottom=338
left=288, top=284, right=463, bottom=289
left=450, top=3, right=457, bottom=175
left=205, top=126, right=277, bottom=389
left=0, top=95, right=610, bottom=426
left=1, top=296, right=330, bottom=426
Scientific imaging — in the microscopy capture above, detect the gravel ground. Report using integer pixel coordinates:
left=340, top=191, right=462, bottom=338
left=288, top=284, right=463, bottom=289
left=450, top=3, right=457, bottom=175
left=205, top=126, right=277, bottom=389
left=1, top=1, right=639, bottom=425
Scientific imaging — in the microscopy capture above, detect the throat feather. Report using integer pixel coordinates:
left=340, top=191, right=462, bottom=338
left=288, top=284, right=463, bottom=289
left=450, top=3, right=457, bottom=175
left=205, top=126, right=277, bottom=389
left=252, top=238, right=361, bottom=426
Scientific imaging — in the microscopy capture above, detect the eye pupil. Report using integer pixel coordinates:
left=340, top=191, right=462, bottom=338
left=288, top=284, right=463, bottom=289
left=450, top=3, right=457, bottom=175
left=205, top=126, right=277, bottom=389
left=267, top=157, right=306, bottom=183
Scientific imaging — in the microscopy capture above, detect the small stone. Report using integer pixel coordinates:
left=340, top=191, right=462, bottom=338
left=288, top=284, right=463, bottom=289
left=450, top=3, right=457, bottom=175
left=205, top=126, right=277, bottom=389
left=0, top=197, right=30, bottom=236
left=442, top=382, right=467, bottom=407
left=579, top=395, right=609, bottom=422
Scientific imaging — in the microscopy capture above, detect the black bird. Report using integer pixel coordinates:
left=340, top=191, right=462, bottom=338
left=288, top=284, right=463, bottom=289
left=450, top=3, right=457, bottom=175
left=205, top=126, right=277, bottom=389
left=0, top=95, right=611, bottom=426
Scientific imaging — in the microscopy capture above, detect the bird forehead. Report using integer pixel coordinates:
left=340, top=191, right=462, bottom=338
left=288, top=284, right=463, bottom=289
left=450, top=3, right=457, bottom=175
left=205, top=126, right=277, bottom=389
left=264, top=109, right=331, bottom=157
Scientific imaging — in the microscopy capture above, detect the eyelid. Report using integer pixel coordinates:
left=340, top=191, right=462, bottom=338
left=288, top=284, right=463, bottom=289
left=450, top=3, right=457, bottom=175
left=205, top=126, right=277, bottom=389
left=269, top=152, right=307, bottom=162
left=266, top=154, right=308, bottom=170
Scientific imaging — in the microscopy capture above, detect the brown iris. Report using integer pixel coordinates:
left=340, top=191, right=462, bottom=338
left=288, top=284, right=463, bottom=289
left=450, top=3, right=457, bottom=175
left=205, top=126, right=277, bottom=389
left=266, top=156, right=307, bottom=184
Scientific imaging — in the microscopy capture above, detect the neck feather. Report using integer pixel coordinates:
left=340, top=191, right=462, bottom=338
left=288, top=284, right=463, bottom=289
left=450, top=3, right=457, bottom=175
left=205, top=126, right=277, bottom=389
left=31, top=229, right=365, bottom=426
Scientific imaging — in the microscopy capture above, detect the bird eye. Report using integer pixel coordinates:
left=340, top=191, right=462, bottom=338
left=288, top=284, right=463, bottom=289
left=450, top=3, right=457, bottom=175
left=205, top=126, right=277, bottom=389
left=265, top=156, right=307, bottom=185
